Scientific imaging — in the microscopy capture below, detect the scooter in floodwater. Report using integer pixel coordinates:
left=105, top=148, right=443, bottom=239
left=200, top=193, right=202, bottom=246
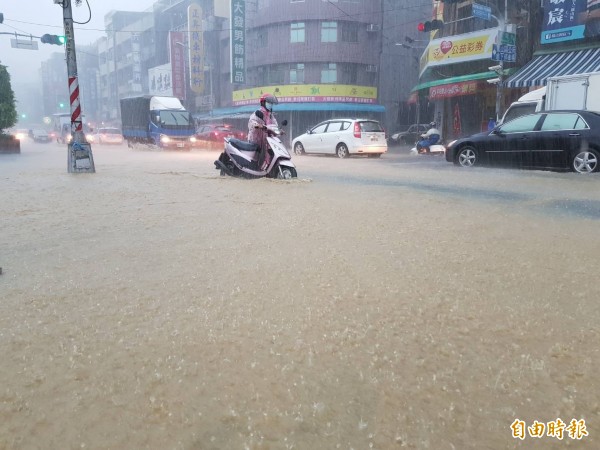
left=215, top=119, right=297, bottom=179
left=410, top=134, right=446, bottom=156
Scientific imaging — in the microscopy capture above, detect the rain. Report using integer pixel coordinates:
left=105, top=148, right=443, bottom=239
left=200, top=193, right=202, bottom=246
left=1, top=1, right=600, bottom=449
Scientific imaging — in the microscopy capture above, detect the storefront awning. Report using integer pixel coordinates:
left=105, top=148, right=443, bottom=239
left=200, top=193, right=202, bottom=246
left=411, top=71, right=498, bottom=92
left=195, top=102, right=385, bottom=120
left=505, top=47, right=600, bottom=88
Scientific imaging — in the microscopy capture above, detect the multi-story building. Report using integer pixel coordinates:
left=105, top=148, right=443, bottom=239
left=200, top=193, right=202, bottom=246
left=413, top=0, right=600, bottom=139
left=205, top=0, right=431, bottom=139
left=98, top=10, right=154, bottom=122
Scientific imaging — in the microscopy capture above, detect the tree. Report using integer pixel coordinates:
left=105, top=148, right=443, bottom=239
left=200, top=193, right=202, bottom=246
left=0, top=62, right=18, bottom=134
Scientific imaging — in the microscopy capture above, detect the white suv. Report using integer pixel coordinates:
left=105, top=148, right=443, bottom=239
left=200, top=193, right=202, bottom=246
left=292, top=118, right=387, bottom=158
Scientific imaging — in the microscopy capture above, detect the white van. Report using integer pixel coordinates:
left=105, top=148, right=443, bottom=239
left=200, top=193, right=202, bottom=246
left=499, top=87, right=545, bottom=124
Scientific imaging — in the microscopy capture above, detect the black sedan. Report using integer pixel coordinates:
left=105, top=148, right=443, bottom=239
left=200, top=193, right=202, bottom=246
left=446, top=110, right=600, bottom=173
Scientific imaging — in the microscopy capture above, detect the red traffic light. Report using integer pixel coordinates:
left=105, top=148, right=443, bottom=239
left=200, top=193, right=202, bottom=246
left=418, top=19, right=444, bottom=33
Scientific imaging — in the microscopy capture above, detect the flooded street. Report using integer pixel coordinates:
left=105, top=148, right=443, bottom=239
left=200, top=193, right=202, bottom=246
left=1, top=143, right=599, bottom=449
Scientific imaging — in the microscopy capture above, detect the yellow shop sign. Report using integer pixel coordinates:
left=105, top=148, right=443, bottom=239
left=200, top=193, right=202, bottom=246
left=233, top=84, right=377, bottom=106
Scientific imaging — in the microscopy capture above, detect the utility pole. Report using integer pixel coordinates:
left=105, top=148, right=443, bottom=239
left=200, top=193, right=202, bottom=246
left=496, top=0, right=508, bottom=121
left=58, top=0, right=95, bottom=173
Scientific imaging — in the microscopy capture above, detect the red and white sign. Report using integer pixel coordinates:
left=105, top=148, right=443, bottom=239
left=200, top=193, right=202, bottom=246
left=169, top=31, right=186, bottom=100
left=429, top=80, right=482, bottom=100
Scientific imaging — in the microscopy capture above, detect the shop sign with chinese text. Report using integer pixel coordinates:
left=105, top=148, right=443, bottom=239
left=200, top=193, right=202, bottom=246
left=230, top=0, right=246, bottom=84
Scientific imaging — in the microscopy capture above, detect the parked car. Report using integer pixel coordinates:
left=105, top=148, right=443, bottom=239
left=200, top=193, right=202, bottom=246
left=30, top=129, right=51, bottom=143
left=194, top=124, right=246, bottom=148
left=95, top=127, right=123, bottom=145
left=292, top=118, right=387, bottom=158
left=446, top=110, right=600, bottom=173
left=388, top=124, right=429, bottom=146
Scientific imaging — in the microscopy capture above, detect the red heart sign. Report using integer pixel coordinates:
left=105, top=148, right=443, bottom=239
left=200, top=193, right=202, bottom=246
left=440, top=41, right=453, bottom=54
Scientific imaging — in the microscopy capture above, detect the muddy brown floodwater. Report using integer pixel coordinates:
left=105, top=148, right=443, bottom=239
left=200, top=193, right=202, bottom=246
left=1, top=146, right=598, bottom=449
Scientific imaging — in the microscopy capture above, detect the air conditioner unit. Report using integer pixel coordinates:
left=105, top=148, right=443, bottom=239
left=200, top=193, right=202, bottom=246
left=366, top=64, right=378, bottom=73
left=366, top=24, right=381, bottom=32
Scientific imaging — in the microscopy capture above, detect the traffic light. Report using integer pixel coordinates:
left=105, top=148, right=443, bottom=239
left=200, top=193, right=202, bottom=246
left=417, top=19, right=444, bottom=33
left=40, top=34, right=66, bottom=45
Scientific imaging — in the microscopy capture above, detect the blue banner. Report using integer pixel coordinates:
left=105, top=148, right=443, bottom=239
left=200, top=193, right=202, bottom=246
left=541, top=0, right=595, bottom=44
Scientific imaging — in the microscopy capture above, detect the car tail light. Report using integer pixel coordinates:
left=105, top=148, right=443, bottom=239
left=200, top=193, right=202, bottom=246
left=353, top=122, right=361, bottom=138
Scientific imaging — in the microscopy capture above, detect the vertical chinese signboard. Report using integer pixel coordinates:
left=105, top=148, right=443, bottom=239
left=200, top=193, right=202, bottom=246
left=187, top=4, right=205, bottom=94
left=230, top=0, right=246, bottom=85
left=169, top=31, right=186, bottom=100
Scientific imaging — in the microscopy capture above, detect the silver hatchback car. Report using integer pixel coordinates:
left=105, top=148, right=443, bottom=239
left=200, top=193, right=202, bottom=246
left=292, top=118, right=387, bottom=158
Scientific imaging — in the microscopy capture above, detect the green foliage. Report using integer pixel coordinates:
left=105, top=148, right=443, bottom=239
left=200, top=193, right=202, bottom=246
left=0, top=63, right=18, bottom=134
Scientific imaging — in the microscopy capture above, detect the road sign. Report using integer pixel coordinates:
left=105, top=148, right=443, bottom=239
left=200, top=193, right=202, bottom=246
left=492, top=44, right=516, bottom=62
left=10, top=39, right=38, bottom=50
left=472, top=3, right=492, bottom=21
left=498, top=31, right=516, bottom=45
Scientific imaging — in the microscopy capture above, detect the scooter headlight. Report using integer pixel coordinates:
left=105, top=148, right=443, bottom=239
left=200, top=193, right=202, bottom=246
left=160, top=134, right=170, bottom=144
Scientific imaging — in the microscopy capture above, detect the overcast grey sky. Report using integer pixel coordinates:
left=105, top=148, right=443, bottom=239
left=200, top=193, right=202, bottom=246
left=0, top=0, right=154, bottom=83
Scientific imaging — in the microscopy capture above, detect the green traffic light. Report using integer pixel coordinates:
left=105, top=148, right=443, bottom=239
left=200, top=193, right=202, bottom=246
left=57, top=36, right=66, bottom=45
left=59, top=103, right=65, bottom=108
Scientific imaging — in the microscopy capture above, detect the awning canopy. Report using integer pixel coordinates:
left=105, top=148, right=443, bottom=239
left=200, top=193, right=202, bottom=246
left=195, top=102, right=385, bottom=121
left=505, top=47, right=600, bottom=88
left=411, top=71, right=498, bottom=92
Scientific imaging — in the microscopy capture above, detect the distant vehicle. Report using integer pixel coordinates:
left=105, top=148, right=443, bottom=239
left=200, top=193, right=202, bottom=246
left=194, top=124, right=245, bottom=148
left=52, top=113, right=88, bottom=143
left=292, top=118, right=387, bottom=158
left=388, top=124, right=429, bottom=146
left=30, top=129, right=51, bottom=143
left=12, top=129, right=29, bottom=141
left=446, top=110, right=600, bottom=173
left=95, top=127, right=123, bottom=145
left=120, top=95, right=195, bottom=150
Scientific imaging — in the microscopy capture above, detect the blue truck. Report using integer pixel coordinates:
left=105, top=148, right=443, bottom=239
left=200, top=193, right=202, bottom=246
left=120, top=95, right=195, bottom=149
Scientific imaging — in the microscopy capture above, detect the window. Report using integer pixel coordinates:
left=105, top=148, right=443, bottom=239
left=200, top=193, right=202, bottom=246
left=499, top=114, right=541, bottom=133
left=540, top=113, right=589, bottom=131
left=321, top=22, right=338, bottom=43
left=341, top=22, right=358, bottom=43
left=321, top=63, right=337, bottom=83
left=311, top=123, right=328, bottom=134
left=290, top=64, right=305, bottom=84
left=341, top=64, right=357, bottom=84
left=326, top=122, right=343, bottom=132
left=268, top=65, right=285, bottom=84
left=291, top=22, right=305, bottom=43
left=359, top=121, right=384, bottom=132
left=257, top=30, right=268, bottom=47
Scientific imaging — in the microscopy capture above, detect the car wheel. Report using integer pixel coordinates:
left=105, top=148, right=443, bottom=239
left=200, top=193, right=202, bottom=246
left=572, top=148, right=599, bottom=173
left=336, top=143, right=349, bottom=159
left=293, top=142, right=305, bottom=155
left=455, top=146, right=478, bottom=167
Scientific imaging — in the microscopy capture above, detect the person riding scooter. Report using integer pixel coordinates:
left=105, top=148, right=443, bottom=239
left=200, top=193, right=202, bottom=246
left=416, top=122, right=441, bottom=153
left=248, top=93, right=279, bottom=170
